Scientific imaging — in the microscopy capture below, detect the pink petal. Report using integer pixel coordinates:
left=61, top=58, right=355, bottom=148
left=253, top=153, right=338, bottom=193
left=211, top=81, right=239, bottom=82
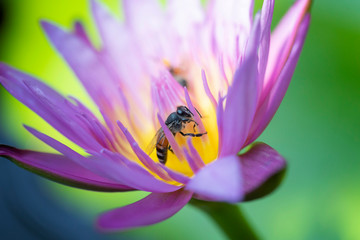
left=123, top=0, right=163, bottom=37
left=186, top=138, right=205, bottom=170
left=202, top=69, right=218, bottom=109
left=183, top=148, right=200, bottom=174
left=157, top=114, right=185, bottom=161
left=98, top=150, right=181, bottom=193
left=216, top=94, right=225, bottom=156
left=117, top=121, right=174, bottom=182
left=97, top=189, right=192, bottom=231
left=158, top=165, right=190, bottom=185
left=152, top=71, right=185, bottom=118
left=240, top=142, right=286, bottom=200
left=0, top=64, right=103, bottom=151
left=0, top=145, right=132, bottom=192
left=73, top=21, right=92, bottom=46
left=91, top=0, right=149, bottom=111
left=207, top=0, right=254, bottom=60
left=247, top=14, right=311, bottom=144
left=91, top=0, right=122, bottom=50
left=184, top=87, right=206, bottom=134
left=166, top=0, right=204, bottom=38
left=186, top=155, right=243, bottom=203
left=25, top=126, right=181, bottom=193
left=43, top=18, right=150, bottom=138
left=258, top=0, right=274, bottom=91
left=219, top=15, right=260, bottom=157
left=41, top=21, right=122, bottom=111
left=262, top=0, right=311, bottom=100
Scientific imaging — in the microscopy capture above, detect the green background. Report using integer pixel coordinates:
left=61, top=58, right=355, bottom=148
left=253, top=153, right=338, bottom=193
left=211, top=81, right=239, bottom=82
left=0, top=0, right=359, bottom=239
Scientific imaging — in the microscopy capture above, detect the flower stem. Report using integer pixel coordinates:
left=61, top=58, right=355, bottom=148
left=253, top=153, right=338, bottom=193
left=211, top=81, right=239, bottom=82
left=190, top=199, right=259, bottom=240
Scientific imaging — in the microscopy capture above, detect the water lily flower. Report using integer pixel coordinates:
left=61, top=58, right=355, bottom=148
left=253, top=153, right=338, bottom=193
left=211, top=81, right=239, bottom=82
left=0, top=0, right=311, bottom=232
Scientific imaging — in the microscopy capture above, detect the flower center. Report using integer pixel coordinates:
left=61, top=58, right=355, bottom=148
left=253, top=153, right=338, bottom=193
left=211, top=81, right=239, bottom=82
left=143, top=62, right=220, bottom=178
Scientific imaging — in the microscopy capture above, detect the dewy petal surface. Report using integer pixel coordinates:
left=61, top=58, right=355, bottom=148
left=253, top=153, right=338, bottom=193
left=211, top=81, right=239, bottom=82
left=0, top=145, right=132, bottom=192
left=186, top=155, right=243, bottom=203
left=97, top=189, right=193, bottom=231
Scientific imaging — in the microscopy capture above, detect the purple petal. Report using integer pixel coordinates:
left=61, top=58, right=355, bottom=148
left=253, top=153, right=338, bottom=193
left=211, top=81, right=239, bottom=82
left=152, top=71, right=185, bottom=118
left=218, top=55, right=230, bottom=87
left=183, top=148, right=200, bottom=174
left=117, top=121, right=174, bottom=182
left=219, top=15, right=260, bottom=157
left=186, top=155, right=243, bottom=203
left=184, top=87, right=206, bottom=134
left=73, top=21, right=92, bottom=46
left=91, top=0, right=150, bottom=110
left=99, top=150, right=182, bottom=193
left=258, top=0, right=274, bottom=90
left=25, top=126, right=181, bottom=193
left=157, top=114, right=185, bottom=161
left=216, top=94, right=225, bottom=156
left=0, top=64, right=103, bottom=151
left=97, top=189, right=192, bottom=231
left=166, top=0, right=204, bottom=38
left=207, top=0, right=254, bottom=60
left=42, top=18, right=151, bottom=139
left=186, top=138, right=205, bottom=170
left=158, top=165, right=190, bottom=185
left=91, top=0, right=123, bottom=51
left=201, top=69, right=218, bottom=109
left=0, top=145, right=132, bottom=192
left=262, top=0, right=311, bottom=100
left=91, top=0, right=142, bottom=84
left=123, top=0, right=163, bottom=36
left=246, top=14, right=311, bottom=144
left=122, top=0, right=170, bottom=61
left=41, top=21, right=123, bottom=110
left=240, top=142, right=286, bottom=200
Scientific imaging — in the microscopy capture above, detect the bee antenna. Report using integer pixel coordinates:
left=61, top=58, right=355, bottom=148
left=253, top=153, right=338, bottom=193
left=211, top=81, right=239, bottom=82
left=195, top=108, right=202, bottom=118
left=184, top=106, right=194, bottom=116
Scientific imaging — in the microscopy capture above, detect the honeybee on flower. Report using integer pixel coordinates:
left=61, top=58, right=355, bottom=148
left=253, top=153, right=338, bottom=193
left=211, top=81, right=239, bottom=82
left=0, top=0, right=311, bottom=232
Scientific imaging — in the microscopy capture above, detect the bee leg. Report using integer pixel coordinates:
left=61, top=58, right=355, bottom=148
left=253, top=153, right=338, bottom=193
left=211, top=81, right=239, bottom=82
left=190, top=120, right=199, bottom=126
left=188, top=120, right=198, bottom=132
left=179, top=131, right=207, bottom=137
left=168, top=145, right=174, bottom=154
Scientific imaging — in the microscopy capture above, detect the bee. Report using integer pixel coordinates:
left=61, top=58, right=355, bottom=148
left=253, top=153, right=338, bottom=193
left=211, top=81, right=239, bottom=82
left=169, top=67, right=188, bottom=88
left=148, top=106, right=207, bottom=164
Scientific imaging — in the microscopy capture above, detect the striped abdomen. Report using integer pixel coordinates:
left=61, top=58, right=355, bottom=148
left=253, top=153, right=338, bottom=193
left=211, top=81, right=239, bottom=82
left=156, top=133, right=169, bottom=164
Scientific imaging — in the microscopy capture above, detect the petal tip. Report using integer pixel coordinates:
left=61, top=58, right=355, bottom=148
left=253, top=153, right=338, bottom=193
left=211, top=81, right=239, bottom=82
left=39, top=19, right=52, bottom=30
left=241, top=142, right=287, bottom=201
left=95, top=215, right=117, bottom=233
left=186, top=155, right=244, bottom=203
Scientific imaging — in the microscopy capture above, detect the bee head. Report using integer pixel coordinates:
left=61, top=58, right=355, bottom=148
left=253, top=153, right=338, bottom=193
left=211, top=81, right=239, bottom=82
left=176, top=106, right=193, bottom=118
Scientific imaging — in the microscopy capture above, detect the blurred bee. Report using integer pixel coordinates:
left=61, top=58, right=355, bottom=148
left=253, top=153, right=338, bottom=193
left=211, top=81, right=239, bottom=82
left=169, top=67, right=188, bottom=88
left=148, top=106, right=207, bottom=164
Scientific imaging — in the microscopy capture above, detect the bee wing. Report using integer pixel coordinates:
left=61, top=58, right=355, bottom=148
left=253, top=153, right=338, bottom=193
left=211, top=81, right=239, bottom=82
left=145, top=128, right=165, bottom=155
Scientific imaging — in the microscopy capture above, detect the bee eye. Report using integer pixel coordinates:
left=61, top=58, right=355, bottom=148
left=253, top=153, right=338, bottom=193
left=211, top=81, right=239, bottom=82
left=177, top=109, right=183, bottom=115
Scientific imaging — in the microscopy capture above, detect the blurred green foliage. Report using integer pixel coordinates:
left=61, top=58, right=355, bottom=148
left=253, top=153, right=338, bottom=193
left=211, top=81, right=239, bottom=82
left=0, top=0, right=359, bottom=239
